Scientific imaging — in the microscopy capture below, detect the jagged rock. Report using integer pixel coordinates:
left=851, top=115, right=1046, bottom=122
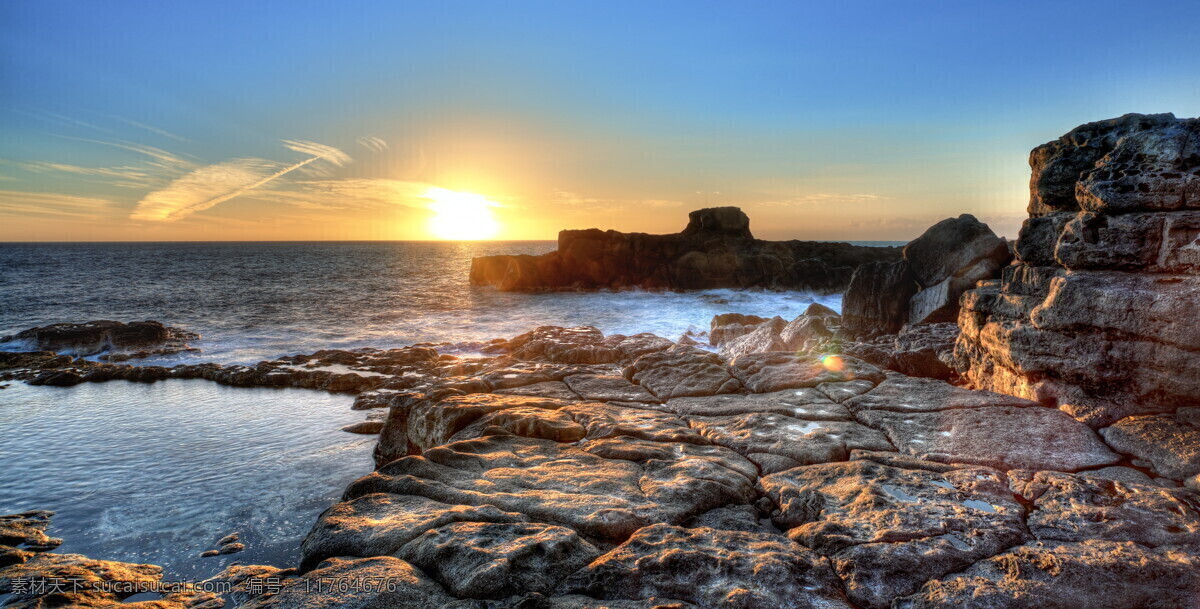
left=761, top=460, right=1028, bottom=609
left=300, top=493, right=532, bottom=571
left=343, top=436, right=756, bottom=542
left=396, top=522, right=601, bottom=599
left=558, top=524, right=854, bottom=609
left=563, top=374, right=659, bottom=403
left=1007, top=470, right=1200, bottom=548
left=708, top=313, right=768, bottom=347
left=623, top=345, right=741, bottom=399
left=841, top=260, right=918, bottom=337
left=470, top=207, right=900, bottom=291
left=665, top=389, right=851, bottom=420
left=728, top=352, right=884, bottom=394
left=894, top=540, right=1200, bottom=609
left=238, top=556, right=451, bottom=608
left=719, top=316, right=787, bottom=358
left=845, top=374, right=1039, bottom=415
left=689, top=413, right=893, bottom=472
left=857, top=405, right=1120, bottom=471
left=1, top=319, right=199, bottom=358
left=1100, top=413, right=1200, bottom=480
left=955, top=113, right=1200, bottom=426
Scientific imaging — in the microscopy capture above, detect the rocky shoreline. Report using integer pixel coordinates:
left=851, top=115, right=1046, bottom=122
left=2, top=114, right=1199, bottom=608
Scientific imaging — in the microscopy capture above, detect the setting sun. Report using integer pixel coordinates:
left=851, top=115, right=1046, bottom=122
left=423, top=187, right=501, bottom=240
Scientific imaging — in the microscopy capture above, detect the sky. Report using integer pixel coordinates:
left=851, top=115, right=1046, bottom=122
left=2, top=0, right=1198, bottom=242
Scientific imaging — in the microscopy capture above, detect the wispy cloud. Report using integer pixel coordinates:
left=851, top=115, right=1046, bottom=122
left=552, top=190, right=681, bottom=213
left=755, top=193, right=888, bottom=207
left=104, top=115, right=189, bottom=142
left=0, top=190, right=113, bottom=218
left=356, top=136, right=388, bottom=152
left=130, top=140, right=351, bottom=221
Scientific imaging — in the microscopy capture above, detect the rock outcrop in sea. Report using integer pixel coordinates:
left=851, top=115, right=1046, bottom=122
left=469, top=207, right=901, bottom=292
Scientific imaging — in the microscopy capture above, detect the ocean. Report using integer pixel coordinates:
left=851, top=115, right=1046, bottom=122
left=0, top=241, right=899, bottom=363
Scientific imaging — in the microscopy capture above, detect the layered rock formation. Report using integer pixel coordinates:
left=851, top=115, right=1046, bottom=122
left=470, top=207, right=900, bottom=291
left=954, top=113, right=1200, bottom=430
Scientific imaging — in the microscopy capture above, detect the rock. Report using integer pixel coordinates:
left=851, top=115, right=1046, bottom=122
left=902, top=214, right=1011, bottom=289
left=623, top=345, right=741, bottom=399
left=857, top=405, right=1120, bottom=471
left=816, top=379, right=877, bottom=402
left=199, top=549, right=219, bottom=557
left=708, top=313, right=768, bottom=347
left=217, top=542, right=244, bottom=555
left=779, top=315, right=833, bottom=352
left=1100, top=413, right=1200, bottom=480
left=689, top=413, right=893, bottom=472
left=907, top=257, right=1003, bottom=325
left=761, top=460, right=1028, bottom=609
left=0, top=511, right=61, bottom=551
left=893, top=540, right=1200, bottom=609
left=496, top=380, right=581, bottom=400
left=2, top=319, right=199, bottom=358
left=300, top=493, right=532, bottom=571
left=396, top=522, right=601, bottom=599
left=718, top=316, right=788, bottom=358
left=237, top=556, right=451, bottom=609
left=341, top=420, right=385, bottom=434
left=471, top=207, right=901, bottom=292
left=887, top=323, right=959, bottom=379
left=563, top=402, right=705, bottom=444
left=955, top=114, right=1200, bottom=426
left=508, top=327, right=623, bottom=365
left=1077, top=466, right=1156, bottom=486
left=1007, top=470, right=1200, bottom=548
left=845, top=374, right=1039, bottom=414
left=563, top=374, right=659, bottom=403
left=841, top=260, right=919, bottom=337
left=728, top=352, right=885, bottom=394
left=803, top=302, right=840, bottom=319
left=405, top=394, right=576, bottom=453
left=558, top=524, right=854, bottom=609
left=684, top=505, right=777, bottom=534
left=343, top=436, right=756, bottom=542
left=449, top=405, right=588, bottom=445
left=0, top=549, right=168, bottom=607
left=665, top=389, right=851, bottom=420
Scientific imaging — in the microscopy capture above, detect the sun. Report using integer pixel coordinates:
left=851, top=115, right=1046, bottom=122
left=423, top=187, right=501, bottom=240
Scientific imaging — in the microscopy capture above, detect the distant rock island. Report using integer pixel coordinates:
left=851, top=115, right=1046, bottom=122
left=470, top=206, right=901, bottom=292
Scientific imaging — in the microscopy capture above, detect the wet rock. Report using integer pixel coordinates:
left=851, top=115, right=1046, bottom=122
left=340, top=420, right=385, bottom=434
left=845, top=374, right=1039, bottom=414
left=396, top=522, right=601, bottom=599
left=1007, top=470, right=1200, bottom=548
left=0, top=511, right=61, bottom=551
left=2, top=319, right=199, bottom=358
left=238, top=556, right=451, bottom=609
left=1100, top=413, right=1200, bottom=480
left=217, top=542, right=245, bottom=555
left=300, top=493, right=531, bottom=571
left=689, top=413, right=893, bottom=472
left=858, top=405, right=1120, bottom=471
left=665, top=388, right=851, bottom=420
left=0, top=550, right=167, bottom=607
left=841, top=260, right=919, bottom=337
left=761, top=460, right=1028, bottom=609
left=558, top=524, right=853, bottom=609
left=728, top=352, right=884, bottom=394
left=344, top=436, right=756, bottom=542
left=563, top=374, right=659, bottom=403
left=623, top=345, right=741, bottom=399
left=893, top=540, right=1200, bottom=609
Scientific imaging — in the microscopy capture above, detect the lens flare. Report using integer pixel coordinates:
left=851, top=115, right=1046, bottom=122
left=821, top=354, right=845, bottom=373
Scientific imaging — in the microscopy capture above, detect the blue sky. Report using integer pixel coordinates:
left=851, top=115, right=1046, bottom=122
left=2, top=0, right=1198, bottom=240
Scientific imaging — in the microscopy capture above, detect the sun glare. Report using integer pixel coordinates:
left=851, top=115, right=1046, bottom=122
left=423, top=187, right=501, bottom=240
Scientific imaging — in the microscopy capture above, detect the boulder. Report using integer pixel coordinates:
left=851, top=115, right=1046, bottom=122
left=779, top=315, right=833, bottom=352
left=903, top=214, right=1011, bottom=289
left=718, top=316, right=787, bottom=357
left=2, top=320, right=199, bottom=358
left=841, top=260, right=918, bottom=337
left=708, top=313, right=768, bottom=347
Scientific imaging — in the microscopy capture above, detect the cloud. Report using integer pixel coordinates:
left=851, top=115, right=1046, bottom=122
left=0, top=190, right=113, bottom=218
left=104, top=115, right=189, bottom=142
left=16, top=161, right=156, bottom=188
left=644, top=199, right=683, bottom=207
left=755, top=193, right=888, bottom=207
left=131, top=140, right=351, bottom=221
left=356, top=136, right=389, bottom=152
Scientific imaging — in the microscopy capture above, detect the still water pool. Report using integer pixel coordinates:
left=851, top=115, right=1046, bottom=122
left=0, top=380, right=372, bottom=580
